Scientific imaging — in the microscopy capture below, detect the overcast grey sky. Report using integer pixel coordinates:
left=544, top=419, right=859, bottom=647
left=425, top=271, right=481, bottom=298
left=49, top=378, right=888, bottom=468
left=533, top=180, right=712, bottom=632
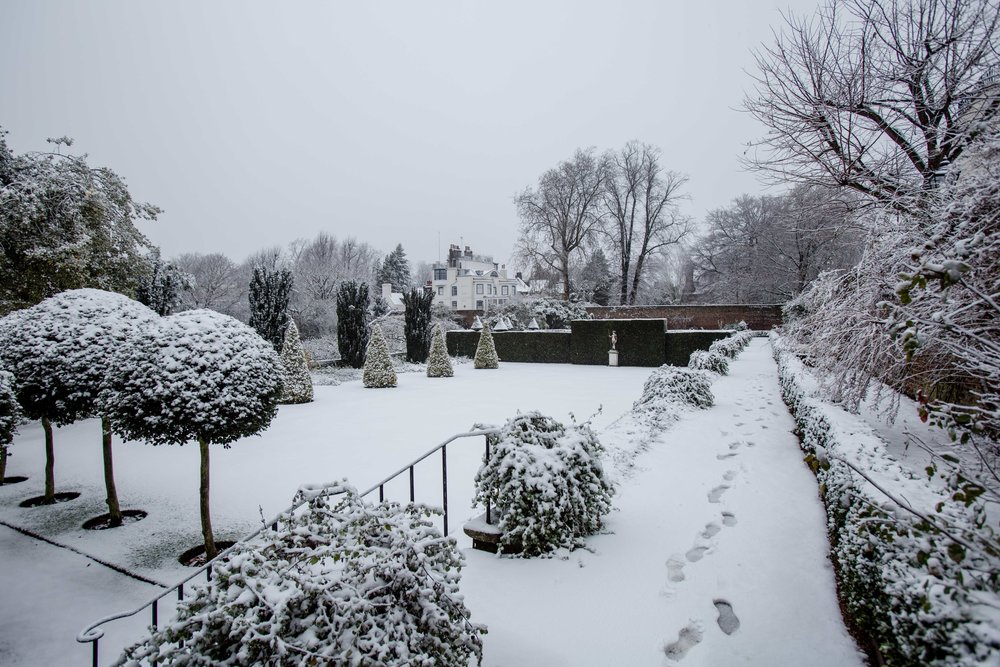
left=2, top=0, right=820, bottom=268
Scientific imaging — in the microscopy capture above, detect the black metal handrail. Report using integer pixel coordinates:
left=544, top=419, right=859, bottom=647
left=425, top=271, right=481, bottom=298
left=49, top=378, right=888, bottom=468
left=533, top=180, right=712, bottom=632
left=76, top=428, right=498, bottom=666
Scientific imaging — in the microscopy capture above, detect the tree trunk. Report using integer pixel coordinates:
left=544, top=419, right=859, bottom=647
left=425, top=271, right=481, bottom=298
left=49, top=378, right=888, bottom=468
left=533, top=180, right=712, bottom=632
left=42, top=416, right=55, bottom=503
left=102, top=416, right=123, bottom=527
left=0, top=444, right=7, bottom=484
left=199, top=437, right=217, bottom=560
left=561, top=259, right=572, bottom=302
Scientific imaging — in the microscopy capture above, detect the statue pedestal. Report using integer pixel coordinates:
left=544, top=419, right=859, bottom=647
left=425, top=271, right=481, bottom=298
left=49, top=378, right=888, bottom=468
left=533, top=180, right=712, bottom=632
left=609, top=350, right=619, bottom=366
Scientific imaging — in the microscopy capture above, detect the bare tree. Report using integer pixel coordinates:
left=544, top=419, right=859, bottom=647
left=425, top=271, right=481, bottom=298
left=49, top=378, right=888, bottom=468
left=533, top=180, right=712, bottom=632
left=515, top=149, right=608, bottom=301
left=173, top=252, right=244, bottom=317
left=744, top=0, right=1000, bottom=209
left=602, top=141, right=692, bottom=304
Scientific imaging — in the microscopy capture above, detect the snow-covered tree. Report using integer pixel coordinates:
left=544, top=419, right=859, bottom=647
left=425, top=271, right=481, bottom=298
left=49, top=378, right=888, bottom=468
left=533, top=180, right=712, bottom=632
left=136, top=249, right=191, bottom=316
left=0, top=130, right=159, bottom=315
left=0, top=367, right=20, bottom=484
left=473, top=325, right=499, bottom=369
left=278, top=319, right=313, bottom=404
left=117, top=483, right=485, bottom=666
left=688, top=350, right=729, bottom=375
left=473, top=412, right=613, bottom=556
left=403, top=287, right=434, bottom=362
left=336, top=281, right=369, bottom=369
left=0, top=289, right=157, bottom=511
left=426, top=324, right=454, bottom=378
left=376, top=243, right=411, bottom=292
left=363, top=325, right=397, bottom=388
left=248, top=266, right=293, bottom=351
left=104, top=309, right=282, bottom=559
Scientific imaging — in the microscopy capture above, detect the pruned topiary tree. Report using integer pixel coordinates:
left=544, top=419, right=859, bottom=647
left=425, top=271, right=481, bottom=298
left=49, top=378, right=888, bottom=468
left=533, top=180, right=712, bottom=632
left=248, top=266, right=293, bottom=351
left=363, top=325, right=397, bottom=389
left=0, top=289, right=157, bottom=512
left=426, top=324, right=454, bottom=378
left=0, top=366, right=21, bottom=484
left=473, top=412, right=613, bottom=556
left=118, top=483, right=486, bottom=666
left=403, top=287, right=434, bottom=363
left=337, top=281, right=370, bottom=369
left=104, top=309, right=282, bottom=559
left=279, top=319, right=313, bottom=404
left=473, top=324, right=499, bottom=369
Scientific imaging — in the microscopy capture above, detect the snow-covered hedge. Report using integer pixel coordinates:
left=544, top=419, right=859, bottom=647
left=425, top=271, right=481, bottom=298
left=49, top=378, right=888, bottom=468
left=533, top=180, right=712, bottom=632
left=426, top=324, right=454, bottom=378
left=631, top=367, right=714, bottom=434
left=363, top=325, right=397, bottom=388
left=771, top=335, right=999, bottom=666
left=473, top=412, right=613, bottom=557
left=117, top=484, right=485, bottom=666
left=708, top=331, right=752, bottom=359
left=688, top=350, right=729, bottom=375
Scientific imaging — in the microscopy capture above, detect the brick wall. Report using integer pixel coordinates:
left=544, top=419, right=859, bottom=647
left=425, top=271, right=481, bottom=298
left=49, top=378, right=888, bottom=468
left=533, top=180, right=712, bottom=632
left=585, top=304, right=782, bottom=330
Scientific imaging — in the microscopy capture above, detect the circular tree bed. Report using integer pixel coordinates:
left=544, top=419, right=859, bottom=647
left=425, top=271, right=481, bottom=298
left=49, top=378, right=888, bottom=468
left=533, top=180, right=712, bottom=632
left=82, top=509, right=148, bottom=530
left=178, top=541, right=237, bottom=567
left=19, top=491, right=80, bottom=507
left=0, top=476, right=28, bottom=485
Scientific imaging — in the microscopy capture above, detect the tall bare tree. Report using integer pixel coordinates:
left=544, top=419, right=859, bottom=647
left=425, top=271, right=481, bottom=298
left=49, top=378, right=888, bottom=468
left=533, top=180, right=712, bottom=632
left=515, top=149, right=608, bottom=301
left=602, top=141, right=692, bottom=304
left=173, top=252, right=244, bottom=316
left=744, top=0, right=1000, bottom=210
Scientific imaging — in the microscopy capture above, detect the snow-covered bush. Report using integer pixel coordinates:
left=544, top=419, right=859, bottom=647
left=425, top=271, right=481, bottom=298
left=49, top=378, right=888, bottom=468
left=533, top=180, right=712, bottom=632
left=279, top=319, right=313, bottom=404
left=117, top=483, right=486, bottom=666
left=688, top=350, right=729, bottom=375
left=0, top=368, right=20, bottom=482
left=426, top=323, right=454, bottom=378
left=0, top=289, right=157, bottom=507
left=630, top=367, right=714, bottom=435
left=473, top=324, right=499, bottom=369
left=772, top=335, right=999, bottom=666
left=473, top=412, right=613, bottom=557
left=104, top=309, right=282, bottom=558
left=530, top=298, right=590, bottom=329
left=708, top=331, right=752, bottom=359
left=363, top=325, right=397, bottom=388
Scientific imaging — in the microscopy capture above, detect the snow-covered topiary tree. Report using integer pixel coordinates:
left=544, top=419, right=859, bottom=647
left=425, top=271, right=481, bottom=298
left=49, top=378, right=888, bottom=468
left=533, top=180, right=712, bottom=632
left=104, top=309, right=282, bottom=559
left=0, top=367, right=20, bottom=484
left=473, top=324, right=499, bottom=369
left=426, top=324, right=454, bottom=378
left=278, top=319, right=313, bottom=404
left=473, top=412, right=613, bottom=557
left=117, top=483, right=486, bottom=666
left=363, top=325, right=397, bottom=388
left=0, top=289, right=157, bottom=511
left=403, top=287, right=434, bottom=362
left=688, top=350, right=729, bottom=375
left=336, top=281, right=370, bottom=368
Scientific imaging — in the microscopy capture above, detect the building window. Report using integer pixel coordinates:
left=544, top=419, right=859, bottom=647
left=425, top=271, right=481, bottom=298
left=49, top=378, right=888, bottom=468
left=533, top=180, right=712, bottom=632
left=451, top=285, right=458, bottom=296
left=451, top=301, right=458, bottom=308
left=476, top=284, right=484, bottom=294
left=437, top=286, right=443, bottom=295
left=511, top=286, right=517, bottom=296
left=502, top=285, right=509, bottom=296
left=434, top=268, right=447, bottom=281
left=476, top=300, right=484, bottom=310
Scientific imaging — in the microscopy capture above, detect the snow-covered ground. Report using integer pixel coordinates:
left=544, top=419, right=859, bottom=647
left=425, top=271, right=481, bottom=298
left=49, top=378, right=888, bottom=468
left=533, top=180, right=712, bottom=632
left=0, top=340, right=864, bottom=665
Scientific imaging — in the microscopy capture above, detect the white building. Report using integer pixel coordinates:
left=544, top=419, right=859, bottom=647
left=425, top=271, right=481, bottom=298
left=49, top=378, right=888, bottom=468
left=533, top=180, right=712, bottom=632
left=429, top=245, right=527, bottom=311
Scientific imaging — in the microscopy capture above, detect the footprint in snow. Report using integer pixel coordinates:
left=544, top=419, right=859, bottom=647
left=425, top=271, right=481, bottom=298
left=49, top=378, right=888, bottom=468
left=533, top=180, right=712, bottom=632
left=716, top=452, right=738, bottom=460
left=667, top=556, right=686, bottom=582
left=723, top=470, right=736, bottom=481
left=722, top=512, right=738, bottom=527
left=701, top=522, right=721, bottom=539
left=664, top=623, right=704, bottom=661
left=686, top=545, right=709, bottom=562
left=719, top=429, right=729, bottom=437
left=708, top=485, right=729, bottom=503
left=714, top=599, right=741, bottom=635
left=735, top=422, right=745, bottom=427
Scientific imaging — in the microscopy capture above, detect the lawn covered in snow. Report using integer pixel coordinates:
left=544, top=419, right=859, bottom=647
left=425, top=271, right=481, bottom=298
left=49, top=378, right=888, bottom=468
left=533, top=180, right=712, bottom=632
left=0, top=341, right=865, bottom=665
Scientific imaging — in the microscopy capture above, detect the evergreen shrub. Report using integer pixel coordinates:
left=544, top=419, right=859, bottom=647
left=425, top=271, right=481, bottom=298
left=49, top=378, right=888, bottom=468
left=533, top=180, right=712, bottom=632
left=473, top=325, right=499, bottom=369
left=363, top=325, right=397, bottom=388
left=688, top=350, right=729, bottom=375
left=426, top=324, right=454, bottom=378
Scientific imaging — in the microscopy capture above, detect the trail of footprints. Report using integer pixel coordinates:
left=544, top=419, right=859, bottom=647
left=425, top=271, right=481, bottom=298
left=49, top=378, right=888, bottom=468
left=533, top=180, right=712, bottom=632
left=664, top=436, right=751, bottom=660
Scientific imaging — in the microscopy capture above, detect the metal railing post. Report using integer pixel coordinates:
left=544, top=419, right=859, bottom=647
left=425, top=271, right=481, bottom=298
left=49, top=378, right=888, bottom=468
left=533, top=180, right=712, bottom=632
left=441, top=444, right=449, bottom=536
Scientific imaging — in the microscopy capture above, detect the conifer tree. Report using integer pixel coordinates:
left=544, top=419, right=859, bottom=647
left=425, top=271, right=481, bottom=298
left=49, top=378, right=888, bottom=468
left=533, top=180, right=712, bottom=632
left=363, top=325, right=397, bottom=388
left=474, top=324, right=499, bottom=369
left=136, top=249, right=191, bottom=316
left=403, top=287, right=434, bottom=363
left=376, top=244, right=412, bottom=292
left=279, top=319, right=314, bottom=404
left=248, top=266, right=293, bottom=351
left=337, top=281, right=370, bottom=368
left=0, top=368, right=20, bottom=484
left=426, top=324, right=454, bottom=378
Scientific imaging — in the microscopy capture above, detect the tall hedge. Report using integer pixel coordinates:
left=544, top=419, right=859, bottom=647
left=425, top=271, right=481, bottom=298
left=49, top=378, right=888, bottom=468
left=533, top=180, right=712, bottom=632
left=403, top=287, right=434, bottom=363
left=248, top=266, right=293, bottom=351
left=337, top=281, right=370, bottom=369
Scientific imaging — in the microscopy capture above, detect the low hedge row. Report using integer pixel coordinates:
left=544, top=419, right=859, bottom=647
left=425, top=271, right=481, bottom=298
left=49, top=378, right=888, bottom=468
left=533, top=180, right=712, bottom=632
left=771, top=334, right=998, bottom=667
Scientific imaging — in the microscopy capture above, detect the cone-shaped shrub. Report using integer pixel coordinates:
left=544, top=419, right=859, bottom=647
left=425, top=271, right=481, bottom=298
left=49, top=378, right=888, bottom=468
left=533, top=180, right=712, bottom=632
left=474, top=324, right=499, bottom=369
left=426, top=324, right=454, bottom=378
left=363, top=325, right=397, bottom=388
left=279, top=319, right=314, bottom=404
